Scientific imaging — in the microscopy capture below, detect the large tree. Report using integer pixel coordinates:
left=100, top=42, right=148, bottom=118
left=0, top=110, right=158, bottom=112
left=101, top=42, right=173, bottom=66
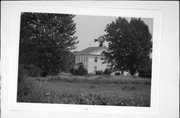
left=103, top=17, right=152, bottom=75
left=19, top=12, right=78, bottom=75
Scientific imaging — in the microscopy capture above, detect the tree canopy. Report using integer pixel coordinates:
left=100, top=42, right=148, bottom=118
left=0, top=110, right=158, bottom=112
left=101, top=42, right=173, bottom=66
left=103, top=17, right=152, bottom=76
left=19, top=12, right=78, bottom=75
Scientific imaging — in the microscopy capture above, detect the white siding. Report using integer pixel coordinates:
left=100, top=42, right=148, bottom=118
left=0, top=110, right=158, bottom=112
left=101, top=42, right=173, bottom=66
left=87, top=55, right=107, bottom=73
left=75, top=47, right=107, bottom=74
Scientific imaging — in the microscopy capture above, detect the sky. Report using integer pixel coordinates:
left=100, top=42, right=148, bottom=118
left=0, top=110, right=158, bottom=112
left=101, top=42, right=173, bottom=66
left=73, top=15, right=153, bottom=51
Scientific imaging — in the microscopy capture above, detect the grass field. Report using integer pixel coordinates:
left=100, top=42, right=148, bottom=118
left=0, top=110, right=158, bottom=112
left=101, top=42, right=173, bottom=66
left=17, top=73, right=151, bottom=107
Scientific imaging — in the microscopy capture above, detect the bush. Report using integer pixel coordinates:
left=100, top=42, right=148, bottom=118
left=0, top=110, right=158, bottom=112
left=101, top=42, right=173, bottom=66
left=69, top=68, right=75, bottom=75
left=23, top=64, right=42, bottom=77
left=96, top=70, right=103, bottom=75
left=77, top=67, right=87, bottom=76
left=17, top=64, right=33, bottom=101
left=103, top=68, right=112, bottom=75
left=17, top=64, right=42, bottom=101
left=138, top=65, right=151, bottom=78
left=70, top=67, right=87, bottom=76
left=139, top=58, right=152, bottom=78
left=41, top=71, right=48, bottom=77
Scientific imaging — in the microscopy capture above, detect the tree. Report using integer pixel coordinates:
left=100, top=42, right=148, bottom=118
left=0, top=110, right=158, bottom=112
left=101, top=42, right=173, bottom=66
left=103, top=17, right=152, bottom=76
left=19, top=12, right=78, bottom=76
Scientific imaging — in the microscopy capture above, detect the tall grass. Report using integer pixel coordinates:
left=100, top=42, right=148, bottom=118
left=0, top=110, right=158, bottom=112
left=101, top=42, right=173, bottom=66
left=17, top=74, right=151, bottom=107
left=40, top=75, right=151, bottom=85
left=19, top=88, right=150, bottom=107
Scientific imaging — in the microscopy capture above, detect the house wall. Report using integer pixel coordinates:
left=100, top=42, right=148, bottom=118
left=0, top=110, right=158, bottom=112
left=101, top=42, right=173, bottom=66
left=75, top=55, right=88, bottom=70
left=75, top=47, right=108, bottom=74
left=75, top=54, right=107, bottom=74
left=87, top=55, right=107, bottom=74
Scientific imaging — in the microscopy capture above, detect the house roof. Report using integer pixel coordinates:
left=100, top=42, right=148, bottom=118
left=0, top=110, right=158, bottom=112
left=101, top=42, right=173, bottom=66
left=76, top=46, right=107, bottom=55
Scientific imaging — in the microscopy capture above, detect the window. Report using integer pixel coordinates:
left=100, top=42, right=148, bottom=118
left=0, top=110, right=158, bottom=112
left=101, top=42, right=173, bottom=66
left=94, top=57, right=98, bottom=62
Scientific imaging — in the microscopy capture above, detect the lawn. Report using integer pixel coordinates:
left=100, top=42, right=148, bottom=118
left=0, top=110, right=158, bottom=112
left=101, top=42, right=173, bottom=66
left=17, top=74, right=151, bottom=106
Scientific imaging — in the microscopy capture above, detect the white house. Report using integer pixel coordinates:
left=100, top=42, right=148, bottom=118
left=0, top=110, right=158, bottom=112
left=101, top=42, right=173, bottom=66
left=75, top=46, right=108, bottom=74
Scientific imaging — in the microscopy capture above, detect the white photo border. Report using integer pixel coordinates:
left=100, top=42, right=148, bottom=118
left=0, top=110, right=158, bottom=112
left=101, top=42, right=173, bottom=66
left=6, top=3, right=162, bottom=115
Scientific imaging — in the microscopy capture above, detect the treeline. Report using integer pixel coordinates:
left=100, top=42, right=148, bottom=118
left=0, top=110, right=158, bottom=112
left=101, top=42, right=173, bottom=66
left=18, top=13, right=152, bottom=78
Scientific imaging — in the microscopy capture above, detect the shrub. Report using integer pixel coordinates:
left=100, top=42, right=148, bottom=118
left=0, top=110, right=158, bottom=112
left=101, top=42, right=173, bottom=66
left=139, top=68, right=151, bottom=78
left=23, top=64, right=42, bottom=77
left=17, top=64, right=42, bottom=102
left=69, top=68, right=75, bottom=75
left=96, top=70, right=103, bottom=75
left=139, top=58, right=152, bottom=78
left=103, top=68, right=112, bottom=75
left=70, top=67, right=87, bottom=76
left=77, top=67, right=87, bottom=76
left=17, top=64, right=33, bottom=101
left=41, top=71, right=48, bottom=77
left=70, top=63, right=87, bottom=76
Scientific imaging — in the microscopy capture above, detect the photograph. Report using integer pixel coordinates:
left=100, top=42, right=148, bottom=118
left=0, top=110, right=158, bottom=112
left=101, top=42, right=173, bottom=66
left=17, top=12, right=153, bottom=107
left=2, top=1, right=179, bottom=118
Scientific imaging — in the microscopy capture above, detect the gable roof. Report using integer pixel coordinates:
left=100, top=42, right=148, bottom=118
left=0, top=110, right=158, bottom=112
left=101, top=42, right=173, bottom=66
left=76, top=46, right=107, bottom=55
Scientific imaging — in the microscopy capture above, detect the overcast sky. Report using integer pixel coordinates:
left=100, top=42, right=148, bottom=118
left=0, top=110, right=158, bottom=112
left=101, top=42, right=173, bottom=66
left=73, top=15, right=153, bottom=51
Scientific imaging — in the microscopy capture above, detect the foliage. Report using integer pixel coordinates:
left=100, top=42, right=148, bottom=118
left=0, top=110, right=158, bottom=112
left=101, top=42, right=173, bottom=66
left=23, top=64, right=43, bottom=77
left=19, top=12, right=78, bottom=76
left=69, top=68, right=74, bottom=75
left=17, top=64, right=43, bottom=101
left=76, top=66, right=87, bottom=76
left=103, top=17, right=152, bottom=75
left=17, top=75, right=151, bottom=106
left=103, top=68, right=112, bottom=75
left=70, top=62, right=87, bottom=76
left=17, top=65, right=33, bottom=100
left=138, top=58, right=152, bottom=78
left=18, top=89, right=150, bottom=106
left=95, top=70, right=103, bottom=75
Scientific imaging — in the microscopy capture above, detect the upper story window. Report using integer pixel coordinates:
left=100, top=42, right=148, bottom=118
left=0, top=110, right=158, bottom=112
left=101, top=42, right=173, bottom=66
left=94, top=57, right=98, bottom=62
